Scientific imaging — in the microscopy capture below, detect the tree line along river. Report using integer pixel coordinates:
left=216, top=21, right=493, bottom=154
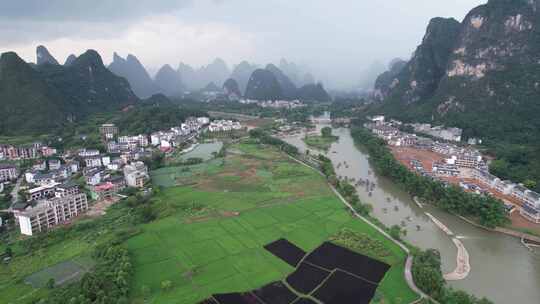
left=281, top=126, right=540, bottom=304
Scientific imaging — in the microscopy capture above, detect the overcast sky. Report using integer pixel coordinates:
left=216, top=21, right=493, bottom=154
left=0, top=0, right=485, bottom=89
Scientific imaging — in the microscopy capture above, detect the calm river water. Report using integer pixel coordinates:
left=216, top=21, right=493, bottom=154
left=282, top=127, right=540, bottom=304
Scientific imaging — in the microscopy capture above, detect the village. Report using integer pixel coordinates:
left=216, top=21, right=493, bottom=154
left=0, top=116, right=244, bottom=236
left=365, top=116, right=540, bottom=229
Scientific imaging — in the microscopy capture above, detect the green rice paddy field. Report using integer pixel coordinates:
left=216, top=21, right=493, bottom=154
left=135, top=142, right=417, bottom=303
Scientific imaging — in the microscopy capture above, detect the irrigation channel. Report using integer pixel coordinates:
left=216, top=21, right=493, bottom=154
left=281, top=126, right=540, bottom=304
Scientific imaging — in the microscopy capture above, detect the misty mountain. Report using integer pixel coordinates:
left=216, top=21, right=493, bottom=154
left=154, top=64, right=183, bottom=97
left=297, top=83, right=331, bottom=102
left=245, top=69, right=283, bottom=100
left=230, top=61, right=258, bottom=95
left=223, top=78, right=241, bottom=97
left=302, top=73, right=315, bottom=86
left=199, top=58, right=230, bottom=88
left=36, top=45, right=59, bottom=66
left=64, top=54, right=77, bottom=66
left=265, top=64, right=298, bottom=100
left=178, top=58, right=230, bottom=90
left=358, top=61, right=386, bottom=91
left=0, top=49, right=137, bottom=135
left=373, top=58, right=407, bottom=100
left=177, top=63, right=198, bottom=91
left=278, top=59, right=302, bottom=87
left=108, top=52, right=161, bottom=98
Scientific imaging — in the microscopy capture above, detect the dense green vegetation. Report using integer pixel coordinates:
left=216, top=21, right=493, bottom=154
left=412, top=250, right=493, bottom=304
left=350, top=127, right=509, bottom=228
left=302, top=127, right=339, bottom=151
left=370, top=0, right=540, bottom=193
left=0, top=50, right=137, bottom=136
left=114, top=104, right=207, bottom=135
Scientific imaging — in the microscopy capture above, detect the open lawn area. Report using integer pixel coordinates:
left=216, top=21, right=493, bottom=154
left=130, top=141, right=417, bottom=304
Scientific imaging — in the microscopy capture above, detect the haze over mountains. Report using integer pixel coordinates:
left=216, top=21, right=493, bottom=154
left=0, top=44, right=330, bottom=135
left=92, top=48, right=320, bottom=99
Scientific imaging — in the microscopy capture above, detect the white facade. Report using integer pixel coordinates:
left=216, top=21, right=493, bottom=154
left=0, top=165, right=18, bottom=182
left=15, top=192, right=88, bottom=236
left=123, top=162, right=149, bottom=188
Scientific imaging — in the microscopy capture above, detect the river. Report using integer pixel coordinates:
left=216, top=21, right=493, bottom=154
left=282, top=127, right=540, bottom=304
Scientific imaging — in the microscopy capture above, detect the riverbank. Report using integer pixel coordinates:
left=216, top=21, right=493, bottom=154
left=287, top=154, right=429, bottom=304
left=280, top=126, right=540, bottom=304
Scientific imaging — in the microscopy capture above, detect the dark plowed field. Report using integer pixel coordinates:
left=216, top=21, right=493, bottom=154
left=305, top=242, right=390, bottom=283
left=264, top=238, right=307, bottom=267
left=253, top=281, right=298, bottom=304
left=286, top=262, right=330, bottom=294
left=312, top=270, right=378, bottom=304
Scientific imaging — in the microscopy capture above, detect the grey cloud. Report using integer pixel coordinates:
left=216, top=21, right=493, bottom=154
left=0, top=0, right=192, bottom=22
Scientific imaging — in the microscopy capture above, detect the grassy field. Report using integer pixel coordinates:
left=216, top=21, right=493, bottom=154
left=0, top=239, right=93, bottom=303
left=303, top=135, right=339, bottom=151
left=130, top=141, right=417, bottom=303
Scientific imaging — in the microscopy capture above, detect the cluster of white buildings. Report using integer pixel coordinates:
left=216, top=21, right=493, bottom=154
left=474, top=170, right=540, bottom=223
left=208, top=120, right=243, bottom=133
left=409, top=123, right=463, bottom=142
left=239, top=99, right=305, bottom=109
left=366, top=116, right=540, bottom=224
left=150, top=117, right=209, bottom=152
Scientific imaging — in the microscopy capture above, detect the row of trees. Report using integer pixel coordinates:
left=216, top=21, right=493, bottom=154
left=317, top=155, right=373, bottom=217
left=248, top=129, right=299, bottom=156
left=412, top=250, right=493, bottom=304
left=350, top=127, right=509, bottom=228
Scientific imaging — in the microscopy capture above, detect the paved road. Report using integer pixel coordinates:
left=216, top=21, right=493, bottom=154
left=9, top=176, right=23, bottom=207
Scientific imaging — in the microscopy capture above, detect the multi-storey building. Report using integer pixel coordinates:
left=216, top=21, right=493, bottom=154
left=123, top=162, right=149, bottom=188
left=0, top=164, right=18, bottom=182
left=27, top=182, right=60, bottom=201
left=521, top=191, right=540, bottom=224
left=14, top=192, right=88, bottom=236
left=99, top=124, right=119, bottom=141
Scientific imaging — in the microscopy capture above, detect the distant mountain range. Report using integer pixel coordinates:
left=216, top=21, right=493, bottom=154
left=0, top=46, right=137, bottom=135
left=245, top=65, right=329, bottom=102
left=108, top=53, right=162, bottom=98
left=105, top=54, right=320, bottom=99
left=0, top=44, right=328, bottom=135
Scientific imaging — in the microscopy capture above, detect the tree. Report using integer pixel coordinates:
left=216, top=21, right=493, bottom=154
left=141, top=285, right=151, bottom=299
left=161, top=280, right=173, bottom=291
left=524, top=179, right=537, bottom=189
left=321, top=126, right=332, bottom=138
left=4, top=247, right=12, bottom=258
left=46, top=278, right=55, bottom=289
left=389, top=225, right=404, bottom=240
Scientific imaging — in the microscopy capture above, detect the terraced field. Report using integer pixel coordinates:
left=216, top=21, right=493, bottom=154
left=131, top=142, right=417, bottom=304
